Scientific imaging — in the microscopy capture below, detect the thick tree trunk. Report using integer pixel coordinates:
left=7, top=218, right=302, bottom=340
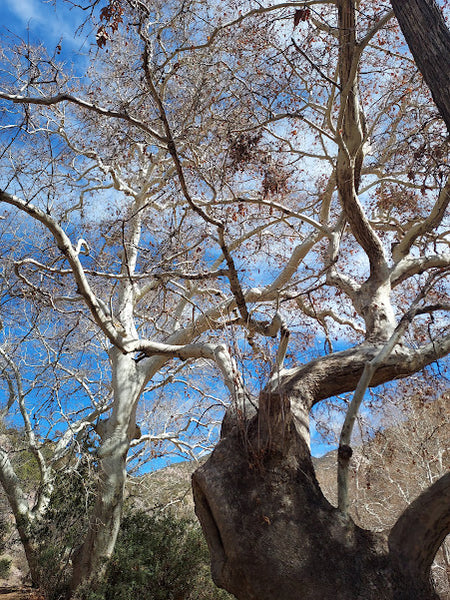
left=70, top=450, right=127, bottom=593
left=193, top=391, right=444, bottom=600
left=70, top=350, right=143, bottom=594
left=390, top=0, right=450, bottom=133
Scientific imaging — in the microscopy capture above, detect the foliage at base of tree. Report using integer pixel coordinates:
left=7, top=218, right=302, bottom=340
left=32, top=462, right=96, bottom=600
left=80, top=510, right=232, bottom=600
left=0, top=556, right=11, bottom=579
left=0, top=510, right=11, bottom=580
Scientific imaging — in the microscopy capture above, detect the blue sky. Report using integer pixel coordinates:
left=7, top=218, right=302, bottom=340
left=3, top=0, right=446, bottom=469
left=0, top=0, right=94, bottom=58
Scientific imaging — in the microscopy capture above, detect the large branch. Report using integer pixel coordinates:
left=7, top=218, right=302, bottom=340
left=272, top=333, right=450, bottom=408
left=336, top=0, right=388, bottom=278
left=393, top=175, right=450, bottom=261
left=390, top=0, right=450, bottom=133
left=389, top=472, right=450, bottom=577
left=391, top=254, right=450, bottom=287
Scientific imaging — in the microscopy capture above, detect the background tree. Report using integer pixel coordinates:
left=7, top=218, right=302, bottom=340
left=312, top=379, right=449, bottom=598
left=0, top=0, right=449, bottom=598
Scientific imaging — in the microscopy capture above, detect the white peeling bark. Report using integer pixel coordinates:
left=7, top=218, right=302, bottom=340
left=70, top=349, right=145, bottom=591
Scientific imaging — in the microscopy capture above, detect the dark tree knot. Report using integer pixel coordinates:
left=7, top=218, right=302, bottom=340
left=338, top=444, right=353, bottom=460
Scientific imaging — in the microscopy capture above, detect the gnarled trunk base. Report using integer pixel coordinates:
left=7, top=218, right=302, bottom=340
left=193, top=410, right=439, bottom=600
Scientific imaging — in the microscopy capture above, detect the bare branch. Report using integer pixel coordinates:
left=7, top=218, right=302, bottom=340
left=0, top=91, right=166, bottom=143
left=0, top=191, right=127, bottom=350
left=393, top=174, right=450, bottom=261
left=391, top=256, right=450, bottom=287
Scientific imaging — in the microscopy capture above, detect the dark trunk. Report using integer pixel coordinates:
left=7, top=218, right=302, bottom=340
left=193, top=391, right=444, bottom=600
left=390, top=0, right=450, bottom=133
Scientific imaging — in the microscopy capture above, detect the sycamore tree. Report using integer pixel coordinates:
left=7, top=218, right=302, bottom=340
left=0, top=0, right=449, bottom=598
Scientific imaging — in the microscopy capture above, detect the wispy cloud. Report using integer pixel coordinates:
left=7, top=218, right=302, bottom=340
left=4, top=0, right=40, bottom=23
left=2, top=0, right=87, bottom=50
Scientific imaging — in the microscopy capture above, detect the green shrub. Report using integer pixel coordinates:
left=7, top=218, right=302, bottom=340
left=83, top=510, right=233, bottom=600
left=0, top=510, right=11, bottom=580
left=29, top=460, right=232, bottom=600
left=33, top=460, right=96, bottom=600
left=0, top=556, right=11, bottom=579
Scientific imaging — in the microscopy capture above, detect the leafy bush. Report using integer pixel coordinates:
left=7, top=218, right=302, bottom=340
left=0, top=512, right=9, bottom=554
left=83, top=510, right=232, bottom=600
left=29, top=457, right=231, bottom=600
left=0, top=510, right=11, bottom=579
left=0, top=556, right=11, bottom=579
left=33, top=460, right=96, bottom=600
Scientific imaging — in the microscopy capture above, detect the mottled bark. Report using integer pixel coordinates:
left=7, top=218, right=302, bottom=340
left=389, top=473, right=450, bottom=579
left=70, top=350, right=143, bottom=592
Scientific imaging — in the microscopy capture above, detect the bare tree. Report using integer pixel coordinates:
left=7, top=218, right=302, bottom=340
left=0, top=0, right=449, bottom=597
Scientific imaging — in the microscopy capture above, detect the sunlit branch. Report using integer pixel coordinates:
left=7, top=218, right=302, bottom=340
left=234, top=197, right=332, bottom=236
left=393, top=175, right=450, bottom=261
left=0, top=191, right=127, bottom=351
left=15, top=258, right=228, bottom=282
left=358, top=10, right=394, bottom=51
left=391, top=256, right=450, bottom=287
left=294, top=295, right=365, bottom=336
left=0, top=447, right=30, bottom=524
left=0, top=91, right=166, bottom=143
left=264, top=231, right=324, bottom=296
